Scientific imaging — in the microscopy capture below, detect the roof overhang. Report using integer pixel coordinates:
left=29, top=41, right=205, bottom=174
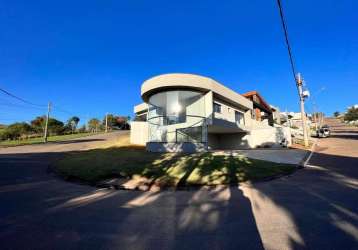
left=134, top=103, right=148, bottom=114
left=242, top=91, right=272, bottom=112
left=141, top=73, right=253, bottom=110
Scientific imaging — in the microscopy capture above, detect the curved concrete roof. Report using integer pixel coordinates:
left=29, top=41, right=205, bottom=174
left=141, top=73, right=253, bottom=110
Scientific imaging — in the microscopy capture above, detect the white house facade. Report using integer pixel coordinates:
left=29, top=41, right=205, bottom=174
left=130, top=73, right=291, bottom=152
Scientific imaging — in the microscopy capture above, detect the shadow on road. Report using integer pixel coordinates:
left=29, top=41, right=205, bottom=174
left=330, top=134, right=358, bottom=140
left=49, top=138, right=106, bottom=144
left=251, top=150, right=358, bottom=249
left=330, top=130, right=358, bottom=134
left=0, top=144, right=267, bottom=249
left=0, top=129, right=357, bottom=249
left=0, top=157, right=265, bottom=249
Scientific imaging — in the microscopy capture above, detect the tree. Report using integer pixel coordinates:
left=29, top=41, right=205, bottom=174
left=30, top=116, right=46, bottom=133
left=333, top=111, right=340, bottom=117
left=116, top=116, right=130, bottom=129
left=47, top=118, right=65, bottom=135
left=88, top=118, right=101, bottom=132
left=66, top=116, right=80, bottom=133
left=0, top=122, right=32, bottom=140
left=30, top=116, right=64, bottom=135
left=103, top=114, right=130, bottom=130
left=344, top=107, right=358, bottom=122
left=103, top=114, right=117, bottom=130
left=78, top=125, right=87, bottom=133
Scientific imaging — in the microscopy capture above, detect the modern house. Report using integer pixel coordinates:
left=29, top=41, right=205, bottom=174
left=130, top=73, right=291, bottom=152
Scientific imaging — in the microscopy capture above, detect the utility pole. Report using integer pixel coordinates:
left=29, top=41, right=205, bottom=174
left=296, top=73, right=309, bottom=147
left=44, top=102, right=51, bottom=143
left=276, top=0, right=310, bottom=147
left=105, top=113, right=108, bottom=133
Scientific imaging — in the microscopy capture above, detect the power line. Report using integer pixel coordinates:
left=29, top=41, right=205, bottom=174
left=0, top=86, right=88, bottom=123
left=276, top=0, right=297, bottom=83
left=0, top=87, right=46, bottom=107
left=0, top=102, right=45, bottom=111
left=0, top=87, right=79, bottom=117
left=0, top=117, right=37, bottom=121
left=276, top=0, right=310, bottom=147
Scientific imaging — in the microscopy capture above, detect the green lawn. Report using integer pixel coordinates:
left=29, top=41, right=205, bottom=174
left=54, top=145, right=296, bottom=187
left=0, top=132, right=102, bottom=147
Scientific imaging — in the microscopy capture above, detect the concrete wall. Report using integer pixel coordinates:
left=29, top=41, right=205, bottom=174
left=244, top=110, right=252, bottom=127
left=248, top=126, right=291, bottom=148
left=208, top=126, right=291, bottom=150
left=250, top=119, right=270, bottom=128
left=213, top=98, right=246, bottom=125
left=130, top=121, right=148, bottom=145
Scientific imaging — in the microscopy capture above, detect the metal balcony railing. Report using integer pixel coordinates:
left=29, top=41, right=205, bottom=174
left=147, top=115, right=207, bottom=143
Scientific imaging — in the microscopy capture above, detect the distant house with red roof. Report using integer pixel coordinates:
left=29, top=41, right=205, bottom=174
left=242, top=91, right=274, bottom=126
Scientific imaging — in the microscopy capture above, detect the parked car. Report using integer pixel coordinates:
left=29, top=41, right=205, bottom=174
left=316, top=126, right=330, bottom=138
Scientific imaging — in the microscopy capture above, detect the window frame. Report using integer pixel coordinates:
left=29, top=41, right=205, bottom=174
left=213, top=102, right=222, bottom=113
left=235, top=110, right=245, bottom=125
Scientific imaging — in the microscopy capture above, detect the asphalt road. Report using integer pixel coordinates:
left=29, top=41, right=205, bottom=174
left=0, top=123, right=357, bottom=250
left=0, top=131, right=128, bottom=186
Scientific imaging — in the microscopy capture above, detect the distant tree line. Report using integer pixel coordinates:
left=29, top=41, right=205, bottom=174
left=344, top=107, right=358, bottom=122
left=87, top=115, right=130, bottom=132
left=333, top=106, right=358, bottom=122
left=0, top=114, right=130, bottom=141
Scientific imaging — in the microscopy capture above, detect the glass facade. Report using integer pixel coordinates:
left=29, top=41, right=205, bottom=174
left=147, top=90, right=207, bottom=143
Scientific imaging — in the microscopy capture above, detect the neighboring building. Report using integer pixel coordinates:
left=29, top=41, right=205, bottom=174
left=270, top=105, right=281, bottom=125
left=280, top=112, right=312, bottom=129
left=131, top=73, right=291, bottom=152
left=242, top=91, right=274, bottom=126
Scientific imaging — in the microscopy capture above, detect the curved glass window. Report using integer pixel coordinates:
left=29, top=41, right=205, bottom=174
left=147, top=90, right=207, bottom=143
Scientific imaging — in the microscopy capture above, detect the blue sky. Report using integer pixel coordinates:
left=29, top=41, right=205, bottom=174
left=0, top=0, right=357, bottom=125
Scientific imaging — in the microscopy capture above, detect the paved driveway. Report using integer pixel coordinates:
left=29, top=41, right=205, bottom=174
left=213, top=148, right=307, bottom=165
left=0, top=125, right=357, bottom=249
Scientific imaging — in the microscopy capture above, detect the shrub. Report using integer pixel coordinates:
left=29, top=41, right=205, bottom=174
left=0, top=122, right=33, bottom=140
